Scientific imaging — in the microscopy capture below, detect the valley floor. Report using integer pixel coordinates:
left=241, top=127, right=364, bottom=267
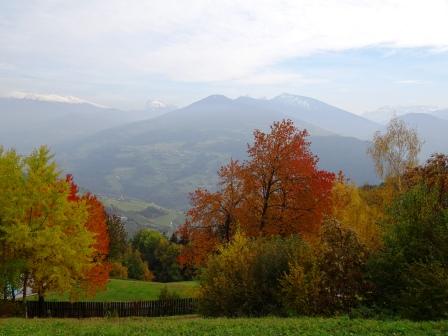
left=1, top=316, right=447, bottom=336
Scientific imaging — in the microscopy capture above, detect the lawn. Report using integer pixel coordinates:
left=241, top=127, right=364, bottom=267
left=29, top=279, right=198, bottom=302
left=1, top=317, right=447, bottom=336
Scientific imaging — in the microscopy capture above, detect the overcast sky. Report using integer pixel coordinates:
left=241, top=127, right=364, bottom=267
left=1, top=0, right=448, bottom=113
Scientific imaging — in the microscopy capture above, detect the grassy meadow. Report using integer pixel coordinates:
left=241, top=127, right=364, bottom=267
left=100, top=196, right=185, bottom=236
left=1, top=316, right=448, bottom=336
left=29, top=279, right=198, bottom=302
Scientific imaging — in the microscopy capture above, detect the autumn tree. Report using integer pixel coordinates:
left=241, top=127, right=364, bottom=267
left=179, top=120, right=335, bottom=266
left=368, top=118, right=422, bottom=191
left=0, top=146, right=94, bottom=303
left=0, top=148, right=25, bottom=300
left=331, top=175, right=382, bottom=251
left=241, top=120, right=334, bottom=237
left=178, top=159, right=244, bottom=266
left=66, top=175, right=110, bottom=295
left=403, top=153, right=448, bottom=205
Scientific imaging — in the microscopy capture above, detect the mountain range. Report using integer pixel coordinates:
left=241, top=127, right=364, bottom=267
left=0, top=95, right=176, bottom=152
left=53, top=94, right=380, bottom=209
left=1, top=93, right=446, bottom=212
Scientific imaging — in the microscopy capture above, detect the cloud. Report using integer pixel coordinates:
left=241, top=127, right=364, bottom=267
left=1, top=0, right=448, bottom=83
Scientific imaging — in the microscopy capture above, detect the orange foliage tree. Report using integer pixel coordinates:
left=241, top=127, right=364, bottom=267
left=66, top=175, right=110, bottom=295
left=178, top=120, right=335, bottom=266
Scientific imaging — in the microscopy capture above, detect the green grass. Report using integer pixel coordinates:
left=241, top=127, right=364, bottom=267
left=100, top=196, right=185, bottom=235
left=30, top=279, right=198, bottom=302
left=1, top=317, right=448, bottom=336
left=101, top=197, right=157, bottom=212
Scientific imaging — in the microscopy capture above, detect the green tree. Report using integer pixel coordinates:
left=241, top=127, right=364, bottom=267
left=106, top=214, right=128, bottom=261
left=123, top=248, right=153, bottom=281
left=368, top=184, right=448, bottom=319
left=132, top=229, right=181, bottom=282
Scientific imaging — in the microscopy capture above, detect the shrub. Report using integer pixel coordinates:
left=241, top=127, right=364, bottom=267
left=367, top=184, right=448, bottom=320
left=280, top=260, right=321, bottom=316
left=158, top=286, right=181, bottom=300
left=123, top=249, right=154, bottom=281
left=316, top=219, right=369, bottom=315
left=398, top=262, right=448, bottom=320
left=281, top=219, right=369, bottom=316
left=199, top=232, right=306, bottom=316
left=109, top=262, right=128, bottom=279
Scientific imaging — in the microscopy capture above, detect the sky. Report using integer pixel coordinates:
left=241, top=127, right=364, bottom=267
left=0, top=0, right=448, bottom=114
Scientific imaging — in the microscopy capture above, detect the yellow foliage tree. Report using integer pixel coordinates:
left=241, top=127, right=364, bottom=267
left=331, top=177, right=382, bottom=251
left=0, top=146, right=94, bottom=302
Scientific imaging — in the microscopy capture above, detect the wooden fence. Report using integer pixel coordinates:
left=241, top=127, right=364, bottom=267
left=25, top=298, right=198, bottom=318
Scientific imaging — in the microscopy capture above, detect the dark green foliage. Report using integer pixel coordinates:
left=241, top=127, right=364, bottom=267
left=132, top=229, right=182, bottom=282
left=106, top=215, right=128, bottom=262
left=123, top=249, right=153, bottom=281
left=398, top=262, right=448, bottom=320
left=368, top=184, right=448, bottom=320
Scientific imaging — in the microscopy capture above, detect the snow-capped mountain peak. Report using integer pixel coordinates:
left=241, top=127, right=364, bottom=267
left=5, top=91, right=107, bottom=108
left=272, top=93, right=312, bottom=109
left=146, top=99, right=168, bottom=109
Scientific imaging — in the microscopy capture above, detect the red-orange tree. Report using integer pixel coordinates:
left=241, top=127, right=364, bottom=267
left=67, top=175, right=110, bottom=295
left=178, top=120, right=335, bottom=266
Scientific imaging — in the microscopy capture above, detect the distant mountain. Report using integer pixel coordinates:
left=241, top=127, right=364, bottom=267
left=397, top=113, right=448, bottom=159
left=7, top=91, right=108, bottom=107
left=431, top=108, right=448, bottom=121
left=0, top=96, right=173, bottom=152
left=270, top=94, right=380, bottom=139
left=140, top=99, right=177, bottom=118
left=57, top=94, right=379, bottom=209
left=364, top=105, right=440, bottom=124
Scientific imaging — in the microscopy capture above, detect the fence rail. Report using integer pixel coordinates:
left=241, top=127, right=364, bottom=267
left=25, top=298, right=198, bottom=318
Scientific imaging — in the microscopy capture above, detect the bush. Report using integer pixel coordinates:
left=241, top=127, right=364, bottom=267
left=158, top=286, right=180, bottom=300
left=397, top=262, right=448, bottom=320
left=199, top=232, right=306, bottom=316
left=367, top=184, right=448, bottom=320
left=123, top=249, right=154, bottom=281
left=280, top=260, right=321, bottom=316
left=281, top=219, right=369, bottom=316
left=316, top=219, right=369, bottom=315
left=109, top=262, right=128, bottom=279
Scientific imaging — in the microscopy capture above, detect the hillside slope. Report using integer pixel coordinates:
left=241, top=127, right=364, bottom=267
left=57, top=95, right=379, bottom=209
